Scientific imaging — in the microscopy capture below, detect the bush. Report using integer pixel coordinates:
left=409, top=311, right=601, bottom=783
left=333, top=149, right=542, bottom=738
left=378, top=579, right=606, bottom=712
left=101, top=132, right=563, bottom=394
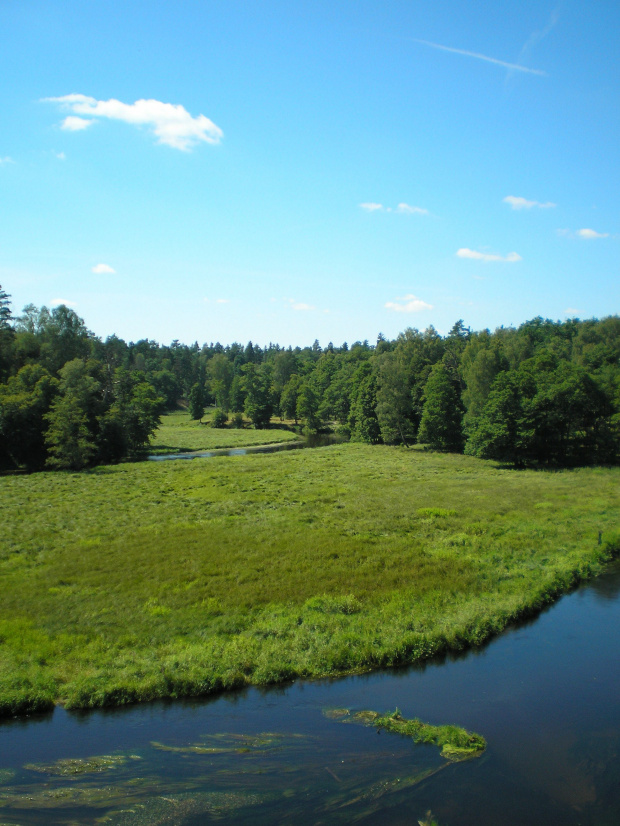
left=210, top=409, right=228, bottom=428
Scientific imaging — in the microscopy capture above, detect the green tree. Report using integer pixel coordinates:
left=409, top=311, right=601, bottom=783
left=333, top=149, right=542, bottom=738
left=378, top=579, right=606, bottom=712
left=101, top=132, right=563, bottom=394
left=280, top=374, right=302, bottom=422
left=296, top=379, right=321, bottom=433
left=242, top=363, right=273, bottom=428
left=45, top=394, right=97, bottom=470
left=375, top=351, right=417, bottom=445
left=188, top=382, right=206, bottom=421
left=417, top=361, right=464, bottom=451
left=208, top=353, right=234, bottom=411
left=0, top=364, right=58, bottom=468
left=348, top=363, right=381, bottom=443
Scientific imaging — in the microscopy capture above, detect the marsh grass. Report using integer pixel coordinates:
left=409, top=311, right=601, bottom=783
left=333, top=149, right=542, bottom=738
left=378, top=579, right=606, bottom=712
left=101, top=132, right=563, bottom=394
left=149, top=410, right=300, bottom=454
left=1, top=444, right=618, bottom=714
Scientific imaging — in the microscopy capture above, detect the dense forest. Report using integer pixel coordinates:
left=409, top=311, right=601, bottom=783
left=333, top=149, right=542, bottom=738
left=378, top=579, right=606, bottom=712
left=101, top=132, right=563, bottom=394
left=1, top=284, right=619, bottom=470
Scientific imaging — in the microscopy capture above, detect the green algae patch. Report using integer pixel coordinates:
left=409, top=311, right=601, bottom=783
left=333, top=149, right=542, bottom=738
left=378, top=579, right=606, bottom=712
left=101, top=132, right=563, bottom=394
left=24, top=754, right=129, bottom=776
left=331, top=708, right=486, bottom=762
left=374, top=710, right=486, bottom=761
left=151, top=731, right=313, bottom=757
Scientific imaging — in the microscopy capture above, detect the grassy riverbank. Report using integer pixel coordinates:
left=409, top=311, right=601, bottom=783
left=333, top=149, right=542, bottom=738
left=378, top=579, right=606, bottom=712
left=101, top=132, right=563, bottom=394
left=1, top=444, right=618, bottom=716
left=149, top=410, right=300, bottom=454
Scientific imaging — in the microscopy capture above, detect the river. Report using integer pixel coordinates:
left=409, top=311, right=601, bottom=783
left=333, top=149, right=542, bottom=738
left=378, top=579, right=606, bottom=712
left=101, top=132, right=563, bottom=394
left=1, top=562, right=619, bottom=825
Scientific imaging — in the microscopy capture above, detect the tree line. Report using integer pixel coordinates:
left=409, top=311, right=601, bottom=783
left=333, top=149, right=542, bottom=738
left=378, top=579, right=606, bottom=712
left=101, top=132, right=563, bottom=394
left=1, top=283, right=619, bottom=470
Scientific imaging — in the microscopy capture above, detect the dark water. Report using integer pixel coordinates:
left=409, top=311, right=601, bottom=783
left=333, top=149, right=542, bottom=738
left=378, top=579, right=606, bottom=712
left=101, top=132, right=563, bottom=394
left=1, top=563, right=620, bottom=825
left=147, top=434, right=344, bottom=461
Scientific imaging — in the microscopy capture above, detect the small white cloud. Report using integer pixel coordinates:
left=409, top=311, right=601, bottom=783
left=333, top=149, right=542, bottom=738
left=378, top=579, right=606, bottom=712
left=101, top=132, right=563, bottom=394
left=457, top=248, right=522, bottom=263
left=577, top=228, right=608, bottom=240
left=216, top=298, right=230, bottom=304
left=61, top=115, right=94, bottom=132
left=0, top=156, right=15, bottom=164
left=360, top=202, right=383, bottom=211
left=396, top=203, right=429, bottom=215
left=503, top=195, right=555, bottom=210
left=50, top=298, right=77, bottom=307
left=385, top=294, right=433, bottom=313
left=284, top=297, right=315, bottom=311
left=55, top=151, right=66, bottom=160
left=92, top=263, right=116, bottom=274
left=44, top=94, right=223, bottom=151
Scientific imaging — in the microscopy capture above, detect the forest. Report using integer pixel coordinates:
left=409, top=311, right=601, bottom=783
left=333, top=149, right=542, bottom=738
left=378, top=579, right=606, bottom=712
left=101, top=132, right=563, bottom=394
left=0, top=283, right=619, bottom=470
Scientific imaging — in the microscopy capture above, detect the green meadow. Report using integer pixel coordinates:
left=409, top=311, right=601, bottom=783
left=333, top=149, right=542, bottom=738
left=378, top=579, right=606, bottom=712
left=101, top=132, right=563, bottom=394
left=149, top=409, right=301, bottom=454
left=1, top=443, right=618, bottom=716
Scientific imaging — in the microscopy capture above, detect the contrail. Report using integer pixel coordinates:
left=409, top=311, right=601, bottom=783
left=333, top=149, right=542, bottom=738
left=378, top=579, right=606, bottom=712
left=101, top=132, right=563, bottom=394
left=413, top=38, right=547, bottom=76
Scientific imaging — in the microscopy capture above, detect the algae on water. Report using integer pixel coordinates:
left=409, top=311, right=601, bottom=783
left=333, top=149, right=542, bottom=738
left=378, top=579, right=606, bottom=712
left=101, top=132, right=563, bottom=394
left=24, top=754, right=129, bottom=776
left=326, top=707, right=486, bottom=762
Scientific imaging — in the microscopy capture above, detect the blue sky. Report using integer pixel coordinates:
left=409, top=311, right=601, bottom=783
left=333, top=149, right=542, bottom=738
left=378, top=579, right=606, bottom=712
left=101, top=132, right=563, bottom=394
left=0, top=0, right=618, bottom=347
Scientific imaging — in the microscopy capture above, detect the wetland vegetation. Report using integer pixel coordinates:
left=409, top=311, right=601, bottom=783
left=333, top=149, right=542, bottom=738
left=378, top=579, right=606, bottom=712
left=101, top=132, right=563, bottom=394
left=1, top=442, right=618, bottom=715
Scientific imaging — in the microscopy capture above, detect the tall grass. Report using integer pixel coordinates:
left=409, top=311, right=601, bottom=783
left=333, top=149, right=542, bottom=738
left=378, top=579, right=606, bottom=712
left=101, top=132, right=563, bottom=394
left=1, top=444, right=618, bottom=714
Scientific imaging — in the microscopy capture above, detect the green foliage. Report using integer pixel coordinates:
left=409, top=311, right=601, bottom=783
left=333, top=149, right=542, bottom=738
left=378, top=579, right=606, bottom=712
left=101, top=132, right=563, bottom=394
left=348, top=363, right=381, bottom=443
left=211, top=408, right=228, bottom=428
left=0, top=363, right=58, bottom=468
left=242, top=363, right=273, bottom=428
left=466, top=353, right=617, bottom=466
left=1, top=444, right=617, bottom=714
left=188, top=382, right=206, bottom=420
left=418, top=361, right=464, bottom=451
left=367, top=709, right=486, bottom=760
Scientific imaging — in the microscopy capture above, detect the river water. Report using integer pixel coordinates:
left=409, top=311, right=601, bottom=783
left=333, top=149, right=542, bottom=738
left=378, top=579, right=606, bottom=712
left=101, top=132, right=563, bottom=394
left=1, top=563, right=619, bottom=825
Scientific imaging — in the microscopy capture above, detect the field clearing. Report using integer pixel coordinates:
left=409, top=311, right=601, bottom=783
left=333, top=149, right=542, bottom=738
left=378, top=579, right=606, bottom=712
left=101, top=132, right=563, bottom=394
left=149, top=410, right=301, bottom=454
left=1, top=444, right=618, bottom=715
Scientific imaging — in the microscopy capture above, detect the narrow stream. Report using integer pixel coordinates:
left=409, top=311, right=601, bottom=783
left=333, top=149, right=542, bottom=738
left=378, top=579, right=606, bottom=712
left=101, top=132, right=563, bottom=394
left=1, top=563, right=619, bottom=825
left=147, top=434, right=345, bottom=461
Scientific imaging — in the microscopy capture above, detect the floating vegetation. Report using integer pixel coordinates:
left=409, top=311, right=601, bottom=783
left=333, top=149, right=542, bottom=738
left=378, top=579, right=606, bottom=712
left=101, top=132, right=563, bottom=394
left=327, top=707, right=486, bottom=762
left=322, top=707, right=350, bottom=719
left=98, top=790, right=269, bottom=824
left=24, top=754, right=130, bottom=776
left=151, top=731, right=313, bottom=757
left=0, top=770, right=15, bottom=785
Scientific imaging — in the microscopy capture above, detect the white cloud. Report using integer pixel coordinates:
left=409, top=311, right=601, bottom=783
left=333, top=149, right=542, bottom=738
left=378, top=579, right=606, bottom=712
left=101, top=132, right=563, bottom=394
left=0, top=156, right=15, bottom=164
left=44, top=94, right=223, bottom=151
left=50, top=298, right=77, bottom=307
left=385, top=294, right=433, bottom=313
left=564, top=308, right=581, bottom=316
left=396, top=203, right=429, bottom=215
left=360, top=201, right=428, bottom=214
left=457, top=248, right=522, bottom=263
left=61, top=115, right=94, bottom=132
left=216, top=298, right=230, bottom=304
left=503, top=195, right=556, bottom=210
left=92, top=263, right=116, bottom=274
left=285, top=298, right=315, bottom=311
left=577, top=228, right=609, bottom=240
left=55, top=151, right=66, bottom=160
left=413, top=38, right=546, bottom=76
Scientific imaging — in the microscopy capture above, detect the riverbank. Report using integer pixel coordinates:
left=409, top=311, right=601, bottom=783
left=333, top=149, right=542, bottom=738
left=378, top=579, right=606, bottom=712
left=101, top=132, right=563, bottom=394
left=1, top=444, right=618, bottom=716
left=148, top=409, right=301, bottom=454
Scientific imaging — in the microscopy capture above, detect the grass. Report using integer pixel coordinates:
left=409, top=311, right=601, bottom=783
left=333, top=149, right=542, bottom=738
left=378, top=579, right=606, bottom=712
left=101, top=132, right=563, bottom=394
left=335, top=708, right=486, bottom=761
left=1, top=443, right=618, bottom=715
left=149, top=410, right=301, bottom=454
